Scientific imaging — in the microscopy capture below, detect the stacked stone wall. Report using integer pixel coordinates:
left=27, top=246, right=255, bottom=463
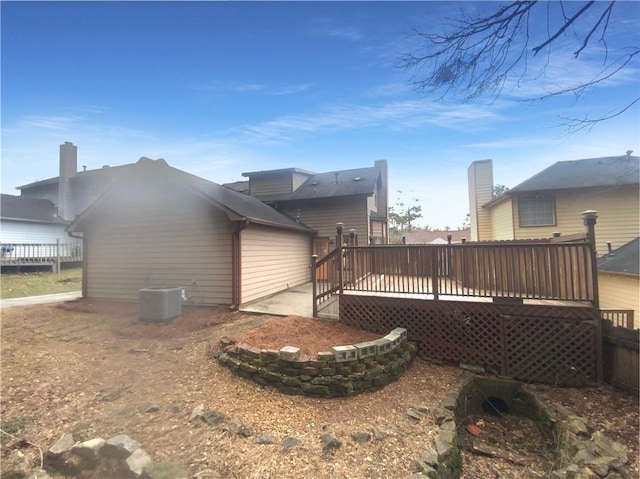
left=217, top=328, right=416, bottom=397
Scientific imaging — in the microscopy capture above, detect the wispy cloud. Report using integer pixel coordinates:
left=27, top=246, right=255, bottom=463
left=18, top=115, right=81, bottom=130
left=310, top=16, right=365, bottom=42
left=195, top=80, right=312, bottom=96
left=233, top=100, right=504, bottom=144
left=271, top=83, right=314, bottom=96
left=465, top=137, right=549, bottom=150
left=320, top=26, right=364, bottom=42
left=66, top=105, right=110, bottom=115
left=196, top=80, right=266, bottom=93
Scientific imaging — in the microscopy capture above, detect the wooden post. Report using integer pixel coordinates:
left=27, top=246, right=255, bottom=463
left=336, top=222, right=344, bottom=248
left=55, top=238, right=61, bottom=274
left=581, top=210, right=599, bottom=307
left=311, top=255, right=318, bottom=317
left=582, top=209, right=602, bottom=384
left=431, top=246, right=439, bottom=300
left=336, top=223, right=344, bottom=294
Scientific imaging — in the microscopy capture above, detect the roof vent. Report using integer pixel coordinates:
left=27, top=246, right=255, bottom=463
left=353, top=177, right=361, bottom=181
left=626, top=150, right=633, bottom=158
left=311, top=181, right=319, bottom=186
left=334, top=172, right=340, bottom=184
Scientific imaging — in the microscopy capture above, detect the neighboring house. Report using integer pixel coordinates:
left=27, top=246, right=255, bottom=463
left=17, top=141, right=132, bottom=221
left=468, top=154, right=640, bottom=255
left=597, top=237, right=639, bottom=329
left=66, top=157, right=315, bottom=307
left=224, top=160, right=389, bottom=258
left=1, top=194, right=80, bottom=247
left=403, top=228, right=470, bottom=244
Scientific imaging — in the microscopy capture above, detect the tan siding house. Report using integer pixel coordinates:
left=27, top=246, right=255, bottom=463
left=598, top=238, right=640, bottom=329
left=468, top=155, right=639, bottom=325
left=489, top=197, right=514, bottom=240
left=599, top=273, right=639, bottom=329
left=469, top=155, right=640, bottom=254
left=234, top=160, right=389, bottom=248
left=240, top=225, right=311, bottom=303
left=281, top=197, right=368, bottom=242
left=84, top=192, right=233, bottom=304
left=68, top=158, right=314, bottom=308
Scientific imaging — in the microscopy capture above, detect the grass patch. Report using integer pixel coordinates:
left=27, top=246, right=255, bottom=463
left=0, top=267, right=82, bottom=299
left=1, top=416, right=34, bottom=435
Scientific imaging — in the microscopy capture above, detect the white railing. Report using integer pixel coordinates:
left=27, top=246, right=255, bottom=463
left=1, top=241, right=82, bottom=271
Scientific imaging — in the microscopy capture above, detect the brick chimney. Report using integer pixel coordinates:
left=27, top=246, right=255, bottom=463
left=468, top=159, right=493, bottom=241
left=58, top=141, right=77, bottom=220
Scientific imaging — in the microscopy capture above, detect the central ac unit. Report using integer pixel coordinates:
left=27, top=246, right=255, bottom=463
left=138, top=287, right=183, bottom=322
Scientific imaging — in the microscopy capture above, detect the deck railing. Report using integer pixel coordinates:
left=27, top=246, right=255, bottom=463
left=601, top=309, right=636, bottom=329
left=314, top=241, right=597, bottom=313
left=1, top=242, right=83, bottom=271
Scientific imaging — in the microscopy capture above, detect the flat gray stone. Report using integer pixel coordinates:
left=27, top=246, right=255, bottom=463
left=282, top=436, right=299, bottom=451
left=125, top=448, right=152, bottom=477
left=254, top=432, right=276, bottom=445
left=103, top=434, right=140, bottom=459
left=48, top=433, right=75, bottom=456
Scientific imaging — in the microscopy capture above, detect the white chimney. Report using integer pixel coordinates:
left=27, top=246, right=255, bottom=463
left=468, top=159, right=494, bottom=241
left=58, top=141, right=77, bottom=220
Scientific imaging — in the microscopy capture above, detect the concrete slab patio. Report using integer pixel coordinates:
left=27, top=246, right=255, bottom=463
left=240, top=282, right=314, bottom=317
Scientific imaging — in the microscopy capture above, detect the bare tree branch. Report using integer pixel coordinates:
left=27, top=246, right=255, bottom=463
left=531, top=1, right=596, bottom=56
left=400, top=1, right=639, bottom=130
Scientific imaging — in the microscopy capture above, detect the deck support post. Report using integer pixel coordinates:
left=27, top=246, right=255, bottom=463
left=431, top=246, right=439, bottom=300
left=311, top=254, right=318, bottom=317
left=336, top=223, right=344, bottom=294
left=581, top=210, right=599, bottom=308
left=582, top=209, right=603, bottom=384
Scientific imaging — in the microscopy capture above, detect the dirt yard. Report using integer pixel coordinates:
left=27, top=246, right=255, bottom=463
left=1, top=300, right=638, bottom=479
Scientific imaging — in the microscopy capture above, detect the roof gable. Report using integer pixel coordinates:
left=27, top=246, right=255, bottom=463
left=256, top=166, right=381, bottom=202
left=509, top=155, right=639, bottom=193
left=67, top=158, right=314, bottom=234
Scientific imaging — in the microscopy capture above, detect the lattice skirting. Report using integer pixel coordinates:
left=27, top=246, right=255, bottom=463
left=339, top=295, right=601, bottom=386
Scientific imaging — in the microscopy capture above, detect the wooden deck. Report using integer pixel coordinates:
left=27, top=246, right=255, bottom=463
left=1, top=242, right=82, bottom=271
left=312, top=241, right=603, bottom=386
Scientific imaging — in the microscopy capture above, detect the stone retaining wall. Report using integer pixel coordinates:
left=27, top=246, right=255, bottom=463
left=217, top=328, right=416, bottom=397
left=410, top=375, right=630, bottom=479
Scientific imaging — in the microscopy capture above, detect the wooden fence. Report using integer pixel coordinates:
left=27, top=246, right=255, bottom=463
left=602, top=310, right=638, bottom=394
left=1, top=241, right=82, bottom=272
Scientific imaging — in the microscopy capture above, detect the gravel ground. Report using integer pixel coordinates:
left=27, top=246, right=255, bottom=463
left=1, top=300, right=637, bottom=479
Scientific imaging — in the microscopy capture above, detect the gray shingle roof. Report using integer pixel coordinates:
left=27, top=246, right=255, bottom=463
left=598, top=237, right=639, bottom=276
left=509, top=155, right=639, bottom=193
left=68, top=158, right=315, bottom=234
left=1, top=194, right=67, bottom=224
left=17, top=164, right=132, bottom=190
left=258, top=166, right=381, bottom=202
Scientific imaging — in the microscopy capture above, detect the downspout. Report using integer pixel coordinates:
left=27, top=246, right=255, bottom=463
left=230, top=219, right=250, bottom=310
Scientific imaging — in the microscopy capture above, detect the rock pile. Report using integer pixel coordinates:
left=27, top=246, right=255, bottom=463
left=45, top=433, right=151, bottom=479
left=409, top=375, right=630, bottom=479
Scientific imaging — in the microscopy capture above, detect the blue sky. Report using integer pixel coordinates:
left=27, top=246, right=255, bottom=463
left=2, top=1, right=639, bottom=229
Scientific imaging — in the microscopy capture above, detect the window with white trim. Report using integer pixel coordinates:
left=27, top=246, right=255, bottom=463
left=518, top=195, right=556, bottom=226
